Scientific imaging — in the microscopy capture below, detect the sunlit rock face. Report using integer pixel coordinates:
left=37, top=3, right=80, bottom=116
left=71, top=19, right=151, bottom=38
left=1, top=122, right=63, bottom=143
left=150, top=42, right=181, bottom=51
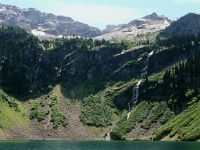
left=95, top=13, right=172, bottom=42
left=0, top=3, right=101, bottom=38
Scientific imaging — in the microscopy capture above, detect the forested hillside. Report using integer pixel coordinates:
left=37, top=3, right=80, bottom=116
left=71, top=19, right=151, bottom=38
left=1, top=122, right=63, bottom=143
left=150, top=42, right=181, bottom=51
left=0, top=23, right=199, bottom=141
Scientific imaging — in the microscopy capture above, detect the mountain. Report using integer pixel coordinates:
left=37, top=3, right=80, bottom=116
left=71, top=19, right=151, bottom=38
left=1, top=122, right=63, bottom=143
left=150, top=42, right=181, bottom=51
left=128, top=12, right=171, bottom=27
left=0, top=11, right=200, bottom=141
left=95, top=13, right=172, bottom=42
left=159, top=13, right=200, bottom=37
left=0, top=3, right=174, bottom=41
left=0, top=3, right=101, bottom=37
left=102, top=24, right=128, bottom=34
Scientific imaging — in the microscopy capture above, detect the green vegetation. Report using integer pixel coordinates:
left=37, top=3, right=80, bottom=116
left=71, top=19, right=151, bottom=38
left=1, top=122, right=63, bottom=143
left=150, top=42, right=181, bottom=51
left=110, top=101, right=175, bottom=140
left=80, top=93, right=113, bottom=127
left=141, top=101, right=175, bottom=130
left=79, top=79, right=139, bottom=127
left=52, top=37, right=128, bottom=53
left=78, top=32, right=200, bottom=140
left=63, top=78, right=108, bottom=100
left=111, top=101, right=152, bottom=140
left=0, top=89, right=20, bottom=111
left=0, top=26, right=129, bottom=98
left=0, top=89, right=27, bottom=129
left=152, top=101, right=200, bottom=141
left=161, top=46, right=200, bottom=107
left=29, top=90, right=67, bottom=129
left=0, top=26, right=200, bottom=140
left=29, top=101, right=47, bottom=122
left=0, top=26, right=43, bottom=95
left=49, top=95, right=67, bottom=129
left=0, top=101, right=27, bottom=129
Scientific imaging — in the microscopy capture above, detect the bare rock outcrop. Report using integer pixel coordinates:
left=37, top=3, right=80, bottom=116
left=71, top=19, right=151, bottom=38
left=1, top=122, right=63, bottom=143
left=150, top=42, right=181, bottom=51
left=0, top=3, right=101, bottom=37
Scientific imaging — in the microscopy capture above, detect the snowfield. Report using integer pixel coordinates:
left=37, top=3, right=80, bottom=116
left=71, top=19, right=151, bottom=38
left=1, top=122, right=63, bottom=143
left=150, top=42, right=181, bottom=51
left=31, top=29, right=46, bottom=36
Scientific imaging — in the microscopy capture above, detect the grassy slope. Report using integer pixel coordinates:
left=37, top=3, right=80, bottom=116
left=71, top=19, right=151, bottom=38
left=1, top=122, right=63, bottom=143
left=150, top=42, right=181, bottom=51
left=110, top=100, right=175, bottom=140
left=152, top=101, right=200, bottom=141
left=0, top=89, right=27, bottom=133
left=0, top=101, right=27, bottom=129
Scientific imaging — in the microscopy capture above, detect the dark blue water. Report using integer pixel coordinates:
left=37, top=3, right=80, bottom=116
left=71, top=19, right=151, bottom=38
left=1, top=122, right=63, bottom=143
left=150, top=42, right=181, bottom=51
left=0, top=140, right=200, bottom=150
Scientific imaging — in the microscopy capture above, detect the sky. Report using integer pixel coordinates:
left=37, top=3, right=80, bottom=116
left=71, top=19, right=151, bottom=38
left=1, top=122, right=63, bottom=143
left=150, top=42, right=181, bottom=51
left=0, top=0, right=199, bottom=30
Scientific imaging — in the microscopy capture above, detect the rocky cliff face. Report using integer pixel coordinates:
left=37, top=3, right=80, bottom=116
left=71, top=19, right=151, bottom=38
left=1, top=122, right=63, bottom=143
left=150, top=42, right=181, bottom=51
left=128, top=12, right=171, bottom=27
left=0, top=26, right=141, bottom=97
left=95, top=13, right=171, bottom=42
left=0, top=3, right=101, bottom=37
left=102, top=24, right=128, bottom=34
left=0, top=3, right=175, bottom=40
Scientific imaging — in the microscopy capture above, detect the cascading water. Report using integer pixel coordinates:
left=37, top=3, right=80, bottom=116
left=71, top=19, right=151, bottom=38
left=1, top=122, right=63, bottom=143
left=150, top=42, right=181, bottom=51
left=128, top=79, right=142, bottom=112
left=106, top=51, right=154, bottom=138
left=32, top=50, right=45, bottom=91
left=141, top=51, right=153, bottom=79
left=36, top=50, right=45, bottom=74
left=105, top=129, right=112, bottom=141
left=127, top=51, right=153, bottom=118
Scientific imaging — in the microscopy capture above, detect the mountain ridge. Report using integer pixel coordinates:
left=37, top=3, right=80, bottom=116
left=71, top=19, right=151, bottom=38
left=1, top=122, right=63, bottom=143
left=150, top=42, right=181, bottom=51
left=102, top=12, right=172, bottom=34
left=159, top=13, right=200, bottom=37
left=95, top=12, right=172, bottom=43
left=0, top=3, right=101, bottom=37
left=0, top=3, right=173, bottom=39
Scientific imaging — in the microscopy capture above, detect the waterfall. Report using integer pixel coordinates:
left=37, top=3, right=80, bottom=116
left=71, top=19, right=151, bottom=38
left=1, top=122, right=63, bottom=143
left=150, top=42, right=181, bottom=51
left=128, top=79, right=142, bottom=111
left=36, top=50, right=45, bottom=74
left=128, top=51, right=154, bottom=114
left=141, top=51, right=154, bottom=79
left=32, top=50, right=45, bottom=91
left=107, top=51, right=154, bottom=138
left=105, top=129, right=112, bottom=140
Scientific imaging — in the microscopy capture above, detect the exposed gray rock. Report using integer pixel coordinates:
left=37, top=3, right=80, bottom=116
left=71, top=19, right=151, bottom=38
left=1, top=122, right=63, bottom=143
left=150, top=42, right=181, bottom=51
left=0, top=3, right=101, bottom=37
left=128, top=12, right=172, bottom=26
left=102, top=24, right=128, bottom=34
left=95, top=13, right=172, bottom=43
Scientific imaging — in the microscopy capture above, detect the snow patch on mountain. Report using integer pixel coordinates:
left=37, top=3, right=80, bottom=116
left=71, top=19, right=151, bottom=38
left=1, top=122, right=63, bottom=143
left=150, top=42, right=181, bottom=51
left=0, top=3, right=101, bottom=38
left=31, top=29, right=46, bottom=36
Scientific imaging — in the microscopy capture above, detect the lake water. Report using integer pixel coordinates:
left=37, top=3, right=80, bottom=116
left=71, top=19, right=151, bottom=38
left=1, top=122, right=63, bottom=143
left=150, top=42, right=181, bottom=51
left=0, top=140, right=200, bottom=150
